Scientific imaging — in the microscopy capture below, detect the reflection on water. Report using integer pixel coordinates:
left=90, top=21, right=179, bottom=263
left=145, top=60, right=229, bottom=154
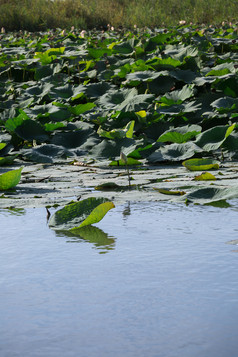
left=122, top=201, right=131, bottom=220
left=1, top=201, right=238, bottom=357
left=56, top=225, right=116, bottom=253
left=0, top=207, right=25, bottom=216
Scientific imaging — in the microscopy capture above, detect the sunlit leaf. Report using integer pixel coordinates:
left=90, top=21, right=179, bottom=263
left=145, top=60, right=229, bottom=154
left=195, top=124, right=235, bottom=151
left=0, top=143, right=6, bottom=151
left=109, top=157, right=141, bottom=166
left=182, top=158, right=220, bottom=171
left=153, top=188, right=186, bottom=195
left=194, top=172, right=216, bottom=180
left=0, top=167, right=23, bottom=190
left=73, top=201, right=115, bottom=229
left=49, top=197, right=114, bottom=230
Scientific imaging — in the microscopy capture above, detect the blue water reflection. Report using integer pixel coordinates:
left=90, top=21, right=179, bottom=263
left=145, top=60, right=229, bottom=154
left=0, top=201, right=238, bottom=357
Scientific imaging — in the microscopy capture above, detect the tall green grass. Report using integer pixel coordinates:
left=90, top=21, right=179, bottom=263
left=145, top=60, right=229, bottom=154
left=0, top=0, right=237, bottom=31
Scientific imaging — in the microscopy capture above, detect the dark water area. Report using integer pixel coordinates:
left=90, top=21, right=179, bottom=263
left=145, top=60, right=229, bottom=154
left=1, top=201, right=238, bottom=357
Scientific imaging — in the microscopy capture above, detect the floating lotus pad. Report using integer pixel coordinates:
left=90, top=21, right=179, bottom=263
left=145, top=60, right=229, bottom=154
left=182, top=158, right=220, bottom=171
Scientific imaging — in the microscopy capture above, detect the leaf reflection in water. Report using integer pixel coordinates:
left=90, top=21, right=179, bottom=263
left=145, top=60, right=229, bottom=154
left=55, top=225, right=116, bottom=254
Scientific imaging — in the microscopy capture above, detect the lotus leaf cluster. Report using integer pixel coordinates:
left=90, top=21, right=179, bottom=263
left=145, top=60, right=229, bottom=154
left=0, top=24, right=237, bottom=167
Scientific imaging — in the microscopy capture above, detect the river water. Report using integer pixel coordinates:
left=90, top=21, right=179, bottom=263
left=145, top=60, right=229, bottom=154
left=1, top=201, right=238, bottom=357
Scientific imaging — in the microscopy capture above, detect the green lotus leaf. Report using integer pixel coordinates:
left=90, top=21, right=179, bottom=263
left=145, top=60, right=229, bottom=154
left=157, top=125, right=201, bottom=143
left=49, top=197, right=115, bottom=230
left=194, top=172, right=216, bottom=180
left=44, top=122, right=66, bottom=131
left=112, top=41, right=134, bottom=55
left=153, top=188, right=186, bottom=195
left=34, top=47, right=65, bottom=64
left=0, top=167, right=23, bottom=190
left=211, top=97, right=238, bottom=113
left=125, top=71, right=161, bottom=85
left=98, top=120, right=135, bottom=140
left=183, top=186, right=238, bottom=205
left=195, top=124, right=235, bottom=151
left=0, top=155, right=18, bottom=166
left=69, top=103, right=96, bottom=116
left=0, top=143, right=6, bottom=151
left=148, top=142, right=203, bottom=163
left=5, top=110, right=30, bottom=132
left=146, top=57, right=181, bottom=70
left=205, top=63, right=235, bottom=77
left=160, top=84, right=196, bottom=104
left=109, top=157, right=141, bottom=166
left=182, top=158, right=220, bottom=171
left=14, top=119, right=49, bottom=142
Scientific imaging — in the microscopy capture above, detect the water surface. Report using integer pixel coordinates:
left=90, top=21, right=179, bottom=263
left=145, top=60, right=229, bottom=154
left=1, top=201, right=238, bottom=357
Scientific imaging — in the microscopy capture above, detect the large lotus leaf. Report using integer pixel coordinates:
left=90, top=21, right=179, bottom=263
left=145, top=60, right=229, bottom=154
left=160, top=84, right=196, bottom=104
left=147, top=142, right=203, bottom=163
left=97, top=120, right=135, bottom=140
left=0, top=167, right=23, bottom=190
left=24, top=83, right=53, bottom=99
left=182, top=158, right=220, bottom=171
left=157, top=125, right=201, bottom=143
left=34, top=65, right=54, bottom=80
left=149, top=33, right=172, bottom=45
left=146, top=57, right=182, bottom=70
left=112, top=41, right=134, bottom=55
left=193, top=76, right=217, bottom=86
left=72, top=201, right=115, bottom=229
left=195, top=124, right=235, bottom=152
left=222, top=132, right=238, bottom=153
left=169, top=69, right=197, bottom=83
left=49, top=197, right=114, bottom=230
left=210, top=97, right=238, bottom=113
left=51, top=128, right=95, bottom=149
left=26, top=103, right=71, bottom=122
left=34, top=47, right=65, bottom=65
left=116, top=93, right=154, bottom=112
left=109, top=157, right=141, bottom=166
left=49, top=84, right=75, bottom=99
left=85, top=82, right=115, bottom=98
left=88, top=48, right=112, bottom=59
left=5, top=110, right=30, bottom=132
left=44, top=122, right=66, bottom=131
left=205, top=63, right=235, bottom=77
left=48, top=84, right=85, bottom=101
left=0, top=143, right=6, bottom=151
left=164, top=44, right=198, bottom=61
left=183, top=186, right=238, bottom=205
left=14, top=120, right=49, bottom=142
left=194, top=172, right=216, bottom=181
left=145, top=75, right=175, bottom=95
left=90, top=137, right=136, bottom=158
left=125, top=71, right=161, bottom=86
left=214, top=77, right=238, bottom=98
left=69, top=103, right=96, bottom=116
left=156, top=100, right=201, bottom=115
left=97, top=88, right=138, bottom=110
left=0, top=155, right=18, bottom=166
left=21, top=144, right=74, bottom=163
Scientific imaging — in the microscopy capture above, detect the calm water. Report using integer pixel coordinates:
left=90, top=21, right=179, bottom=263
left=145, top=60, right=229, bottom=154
left=0, top=201, right=238, bottom=357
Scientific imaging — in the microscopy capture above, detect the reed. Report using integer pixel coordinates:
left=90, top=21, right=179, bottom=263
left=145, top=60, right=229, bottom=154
left=0, top=0, right=237, bottom=31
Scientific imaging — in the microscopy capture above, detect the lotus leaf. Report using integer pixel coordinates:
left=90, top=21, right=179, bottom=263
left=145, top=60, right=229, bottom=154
left=195, top=124, right=235, bottom=152
left=194, top=172, right=216, bottom=180
left=182, top=158, right=220, bottom=171
left=0, top=167, right=23, bottom=190
left=49, top=197, right=114, bottom=230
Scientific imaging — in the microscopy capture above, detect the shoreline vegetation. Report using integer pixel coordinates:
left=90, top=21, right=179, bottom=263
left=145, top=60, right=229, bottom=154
left=0, top=0, right=237, bottom=32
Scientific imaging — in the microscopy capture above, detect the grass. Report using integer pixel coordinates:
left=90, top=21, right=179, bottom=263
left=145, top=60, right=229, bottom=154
left=0, top=0, right=237, bottom=31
